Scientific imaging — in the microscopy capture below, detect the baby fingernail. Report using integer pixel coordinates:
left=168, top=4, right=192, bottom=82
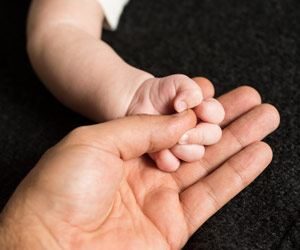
left=179, top=133, right=189, bottom=145
left=175, top=101, right=187, bottom=112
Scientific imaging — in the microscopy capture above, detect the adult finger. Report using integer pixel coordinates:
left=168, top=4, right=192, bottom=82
left=180, top=141, right=273, bottom=235
left=62, top=110, right=197, bottom=160
left=144, top=76, right=215, bottom=171
left=173, top=104, right=280, bottom=190
left=171, top=85, right=269, bottom=188
left=192, top=77, right=215, bottom=99
left=219, top=86, right=262, bottom=127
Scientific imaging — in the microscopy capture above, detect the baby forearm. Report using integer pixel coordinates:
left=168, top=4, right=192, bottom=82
left=28, top=26, right=152, bottom=120
left=27, top=0, right=152, bottom=121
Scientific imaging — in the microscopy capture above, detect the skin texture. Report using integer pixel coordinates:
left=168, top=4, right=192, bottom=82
left=128, top=76, right=224, bottom=171
left=0, top=87, right=280, bottom=250
left=26, top=0, right=225, bottom=172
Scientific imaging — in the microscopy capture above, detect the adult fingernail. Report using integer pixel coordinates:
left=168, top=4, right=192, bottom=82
left=179, top=133, right=189, bottom=145
left=175, top=101, right=187, bottom=112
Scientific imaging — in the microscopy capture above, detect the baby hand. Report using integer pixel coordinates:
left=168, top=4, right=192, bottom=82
left=127, top=74, right=225, bottom=172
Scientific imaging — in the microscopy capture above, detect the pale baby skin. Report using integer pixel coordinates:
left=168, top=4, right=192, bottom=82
left=27, top=0, right=224, bottom=171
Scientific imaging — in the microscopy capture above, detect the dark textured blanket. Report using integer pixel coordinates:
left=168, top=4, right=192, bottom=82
left=0, top=0, right=299, bottom=249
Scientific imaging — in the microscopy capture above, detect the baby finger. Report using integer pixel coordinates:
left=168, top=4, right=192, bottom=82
left=171, top=144, right=205, bottom=162
left=178, top=123, right=222, bottom=145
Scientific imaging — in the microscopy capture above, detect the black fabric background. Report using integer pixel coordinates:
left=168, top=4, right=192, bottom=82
left=0, top=0, right=299, bottom=249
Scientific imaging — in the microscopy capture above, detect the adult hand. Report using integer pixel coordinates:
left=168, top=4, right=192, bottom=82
left=0, top=86, right=279, bottom=250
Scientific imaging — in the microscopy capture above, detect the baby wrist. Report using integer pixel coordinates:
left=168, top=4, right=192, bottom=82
left=98, top=67, right=154, bottom=120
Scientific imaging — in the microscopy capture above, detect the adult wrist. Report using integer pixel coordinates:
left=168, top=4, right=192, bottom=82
left=0, top=212, right=62, bottom=250
left=0, top=215, right=29, bottom=250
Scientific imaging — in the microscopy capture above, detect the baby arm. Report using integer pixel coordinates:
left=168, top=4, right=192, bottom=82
left=27, top=0, right=225, bottom=172
left=27, top=0, right=153, bottom=121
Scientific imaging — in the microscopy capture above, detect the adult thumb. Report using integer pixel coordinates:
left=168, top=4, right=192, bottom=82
left=66, top=110, right=197, bottom=160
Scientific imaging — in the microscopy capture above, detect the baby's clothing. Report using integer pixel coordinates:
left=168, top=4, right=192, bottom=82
left=98, top=0, right=129, bottom=30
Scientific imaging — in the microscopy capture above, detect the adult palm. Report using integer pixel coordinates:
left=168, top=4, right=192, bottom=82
left=1, top=87, right=279, bottom=250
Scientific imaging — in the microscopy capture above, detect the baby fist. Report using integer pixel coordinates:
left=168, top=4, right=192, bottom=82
left=127, top=74, right=225, bottom=172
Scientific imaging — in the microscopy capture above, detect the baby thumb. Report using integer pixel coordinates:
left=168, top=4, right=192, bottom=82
left=173, top=79, right=203, bottom=113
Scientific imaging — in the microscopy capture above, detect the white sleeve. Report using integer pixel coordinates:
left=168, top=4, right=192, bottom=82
left=97, top=0, right=129, bottom=30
